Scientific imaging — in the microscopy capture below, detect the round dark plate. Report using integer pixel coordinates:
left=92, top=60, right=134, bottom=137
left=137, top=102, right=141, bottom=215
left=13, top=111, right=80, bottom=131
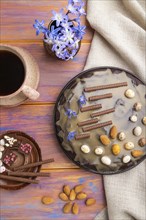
left=0, top=130, right=42, bottom=189
left=54, top=67, right=146, bottom=175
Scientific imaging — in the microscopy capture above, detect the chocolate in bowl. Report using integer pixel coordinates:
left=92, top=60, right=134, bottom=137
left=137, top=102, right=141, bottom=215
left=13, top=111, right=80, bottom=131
left=54, top=67, right=146, bottom=175
left=0, top=131, right=42, bottom=189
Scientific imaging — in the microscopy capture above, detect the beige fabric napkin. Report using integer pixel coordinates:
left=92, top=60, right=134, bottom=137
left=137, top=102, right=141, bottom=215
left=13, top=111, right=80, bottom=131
left=84, top=0, right=146, bottom=219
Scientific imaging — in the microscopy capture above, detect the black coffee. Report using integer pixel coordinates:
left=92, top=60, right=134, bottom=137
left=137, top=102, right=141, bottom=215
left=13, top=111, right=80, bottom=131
left=0, top=50, right=25, bottom=96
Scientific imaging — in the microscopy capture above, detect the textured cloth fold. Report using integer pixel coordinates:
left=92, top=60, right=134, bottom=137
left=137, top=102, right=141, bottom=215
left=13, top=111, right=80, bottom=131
left=84, top=0, right=146, bottom=219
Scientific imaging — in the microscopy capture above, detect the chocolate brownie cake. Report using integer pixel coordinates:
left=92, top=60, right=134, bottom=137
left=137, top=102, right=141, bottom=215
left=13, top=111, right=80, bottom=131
left=55, top=67, right=146, bottom=174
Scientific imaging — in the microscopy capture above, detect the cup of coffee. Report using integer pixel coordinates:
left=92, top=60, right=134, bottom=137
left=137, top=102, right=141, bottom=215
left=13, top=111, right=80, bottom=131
left=0, top=44, right=40, bottom=106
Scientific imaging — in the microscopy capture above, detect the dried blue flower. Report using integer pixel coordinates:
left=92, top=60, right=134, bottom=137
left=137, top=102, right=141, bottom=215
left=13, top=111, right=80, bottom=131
left=33, top=20, right=48, bottom=35
left=52, top=37, right=66, bottom=52
left=67, top=131, right=76, bottom=141
left=78, top=94, right=86, bottom=106
left=76, top=3, right=86, bottom=16
left=61, top=20, right=73, bottom=30
left=67, top=2, right=78, bottom=14
left=73, top=24, right=86, bottom=40
left=62, top=48, right=77, bottom=60
left=61, top=28, right=75, bottom=44
left=33, top=0, right=86, bottom=60
left=44, top=25, right=61, bottom=45
left=65, top=109, right=77, bottom=118
left=70, top=38, right=80, bottom=50
left=68, top=0, right=83, bottom=4
left=51, top=9, right=68, bottom=27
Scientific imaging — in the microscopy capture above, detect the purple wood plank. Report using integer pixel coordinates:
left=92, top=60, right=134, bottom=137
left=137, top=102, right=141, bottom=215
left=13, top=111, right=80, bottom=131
left=0, top=104, right=78, bottom=168
left=0, top=169, right=106, bottom=220
left=1, top=0, right=93, bottom=42
left=1, top=42, right=91, bottom=103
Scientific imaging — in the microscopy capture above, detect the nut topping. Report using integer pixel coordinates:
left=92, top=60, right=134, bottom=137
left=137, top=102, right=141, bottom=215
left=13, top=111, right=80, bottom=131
left=110, top=125, right=118, bottom=139
left=138, top=138, right=146, bottom=147
left=112, top=144, right=121, bottom=156
left=118, top=132, right=126, bottom=141
left=124, top=142, right=134, bottom=150
left=81, top=145, right=90, bottom=154
left=94, top=147, right=104, bottom=155
left=101, top=156, right=111, bottom=166
left=131, top=150, right=144, bottom=158
left=142, top=117, right=146, bottom=125
left=123, top=155, right=131, bottom=163
left=133, top=126, right=142, bottom=136
left=100, top=135, right=111, bottom=146
left=133, top=102, right=142, bottom=111
left=129, top=115, right=137, bottom=122
left=125, top=89, right=135, bottom=98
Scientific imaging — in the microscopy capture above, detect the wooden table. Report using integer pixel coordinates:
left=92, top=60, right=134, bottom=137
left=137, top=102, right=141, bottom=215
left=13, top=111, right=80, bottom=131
left=0, top=1, right=106, bottom=219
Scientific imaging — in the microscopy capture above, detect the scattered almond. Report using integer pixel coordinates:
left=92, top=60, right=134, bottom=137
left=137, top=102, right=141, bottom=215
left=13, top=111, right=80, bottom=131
left=74, top=184, right=84, bottom=193
left=112, top=144, right=121, bottom=156
left=76, top=192, right=87, bottom=200
left=72, top=203, right=79, bottom=215
left=110, top=125, right=118, bottom=139
left=41, top=196, right=54, bottom=205
left=63, top=202, right=72, bottom=214
left=85, top=198, right=96, bottom=206
left=131, top=150, right=144, bottom=158
left=63, top=185, right=70, bottom=196
left=59, top=192, right=68, bottom=201
left=100, top=135, right=111, bottom=146
left=69, top=189, right=76, bottom=201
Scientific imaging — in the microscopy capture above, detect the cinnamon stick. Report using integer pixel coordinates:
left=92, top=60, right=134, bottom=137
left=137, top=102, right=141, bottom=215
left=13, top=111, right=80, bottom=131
left=84, top=82, right=128, bottom=92
left=78, top=118, right=99, bottom=127
left=13, top=158, right=54, bottom=171
left=80, top=104, right=102, bottom=112
left=8, top=171, right=50, bottom=177
left=89, top=93, right=112, bottom=101
left=91, top=108, right=115, bottom=118
left=0, top=174, right=39, bottom=184
left=75, top=133, right=90, bottom=140
left=82, top=120, right=112, bottom=132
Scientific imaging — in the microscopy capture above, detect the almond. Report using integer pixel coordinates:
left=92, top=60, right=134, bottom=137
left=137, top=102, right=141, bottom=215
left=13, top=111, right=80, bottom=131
left=85, top=198, right=96, bottom=206
left=131, top=150, right=144, bottom=158
left=69, top=189, right=76, bottom=201
left=112, top=144, right=121, bottom=156
left=63, top=185, right=70, bottom=196
left=100, top=135, right=111, bottom=146
left=41, top=196, right=54, bottom=205
left=63, top=202, right=72, bottom=214
left=74, top=184, right=84, bottom=193
left=59, top=192, right=68, bottom=201
left=72, top=203, right=79, bottom=215
left=110, top=125, right=118, bottom=139
left=76, top=192, right=87, bottom=200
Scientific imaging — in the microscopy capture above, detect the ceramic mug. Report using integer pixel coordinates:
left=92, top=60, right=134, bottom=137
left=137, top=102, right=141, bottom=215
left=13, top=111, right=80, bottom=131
left=0, top=44, right=40, bottom=105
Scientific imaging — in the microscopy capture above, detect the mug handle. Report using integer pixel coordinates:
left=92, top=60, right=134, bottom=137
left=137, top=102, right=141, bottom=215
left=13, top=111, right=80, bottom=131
left=22, top=85, right=40, bottom=100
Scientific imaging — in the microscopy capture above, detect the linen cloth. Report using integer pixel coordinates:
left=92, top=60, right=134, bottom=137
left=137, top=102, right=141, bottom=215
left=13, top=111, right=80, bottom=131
left=84, top=0, right=146, bottom=219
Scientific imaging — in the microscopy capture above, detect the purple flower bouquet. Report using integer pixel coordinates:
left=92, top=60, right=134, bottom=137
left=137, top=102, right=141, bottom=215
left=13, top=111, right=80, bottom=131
left=33, top=0, right=86, bottom=61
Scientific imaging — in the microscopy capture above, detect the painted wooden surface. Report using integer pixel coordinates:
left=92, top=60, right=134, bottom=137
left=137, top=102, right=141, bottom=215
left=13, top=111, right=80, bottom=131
left=0, top=170, right=105, bottom=220
left=1, top=42, right=91, bottom=103
left=1, top=1, right=93, bottom=42
left=0, top=0, right=106, bottom=219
